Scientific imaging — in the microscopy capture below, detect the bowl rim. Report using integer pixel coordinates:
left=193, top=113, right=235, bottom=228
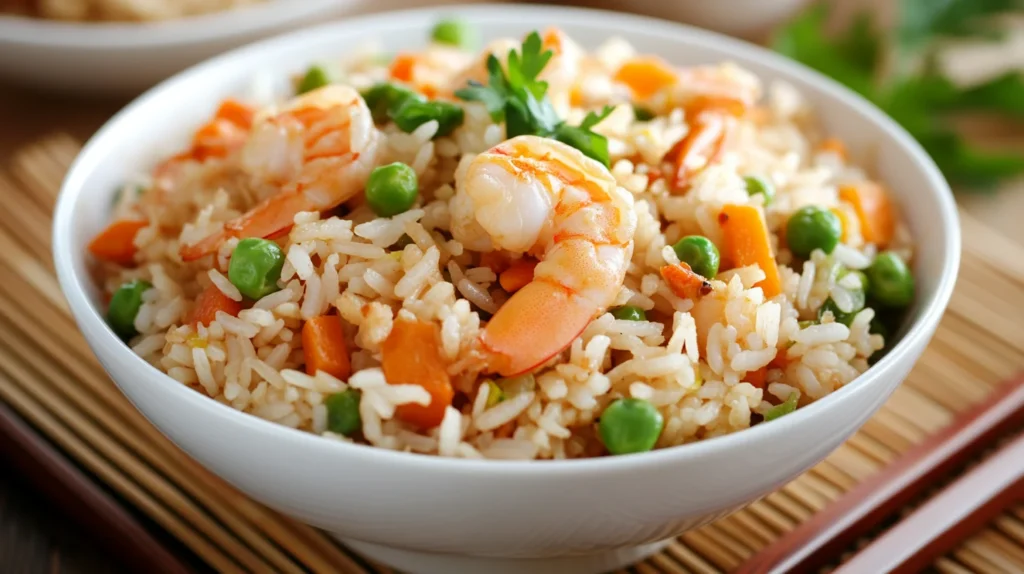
left=53, top=3, right=961, bottom=473
left=0, top=0, right=343, bottom=48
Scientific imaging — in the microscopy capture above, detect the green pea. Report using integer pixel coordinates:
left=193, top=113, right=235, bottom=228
left=228, top=238, right=285, bottom=300
left=297, top=65, right=333, bottom=95
left=107, top=280, right=152, bottom=340
left=361, top=82, right=424, bottom=123
left=612, top=306, right=647, bottom=322
left=430, top=19, right=478, bottom=49
left=786, top=206, right=842, bottom=258
left=484, top=380, right=505, bottom=408
left=764, top=393, right=799, bottom=422
left=818, top=298, right=856, bottom=326
left=743, top=175, right=775, bottom=205
left=391, top=99, right=465, bottom=138
left=366, top=162, right=419, bottom=217
left=599, top=398, right=664, bottom=455
left=633, top=106, right=655, bottom=121
left=866, top=251, right=914, bottom=307
left=324, top=389, right=362, bottom=436
left=672, top=235, right=720, bottom=279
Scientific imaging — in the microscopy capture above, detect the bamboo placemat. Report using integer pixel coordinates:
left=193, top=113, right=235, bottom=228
left=1, top=133, right=1022, bottom=573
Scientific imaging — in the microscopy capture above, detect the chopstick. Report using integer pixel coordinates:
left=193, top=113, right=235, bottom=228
left=836, top=432, right=1024, bottom=573
left=0, top=400, right=194, bottom=574
left=736, top=378, right=1024, bottom=574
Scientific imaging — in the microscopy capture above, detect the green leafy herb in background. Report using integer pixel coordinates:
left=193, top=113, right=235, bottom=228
left=773, top=0, right=1024, bottom=190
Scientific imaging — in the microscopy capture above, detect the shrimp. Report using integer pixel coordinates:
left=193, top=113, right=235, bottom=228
left=671, top=63, right=762, bottom=116
left=179, top=85, right=383, bottom=261
left=537, top=27, right=585, bottom=108
left=664, top=64, right=762, bottom=191
left=450, top=135, right=638, bottom=377
left=152, top=99, right=255, bottom=190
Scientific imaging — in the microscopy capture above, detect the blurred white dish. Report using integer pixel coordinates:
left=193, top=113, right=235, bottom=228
left=622, top=0, right=812, bottom=37
left=53, top=4, right=958, bottom=574
left=0, top=0, right=476, bottom=95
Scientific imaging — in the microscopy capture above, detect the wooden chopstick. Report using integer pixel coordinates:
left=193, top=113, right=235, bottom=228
left=736, top=378, right=1024, bottom=574
left=0, top=400, right=194, bottom=574
left=835, top=432, right=1024, bottom=573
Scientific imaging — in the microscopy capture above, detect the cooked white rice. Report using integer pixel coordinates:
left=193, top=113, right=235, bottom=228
left=93, top=26, right=913, bottom=461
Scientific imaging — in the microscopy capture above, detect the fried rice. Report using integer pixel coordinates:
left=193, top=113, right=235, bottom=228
left=89, top=24, right=915, bottom=460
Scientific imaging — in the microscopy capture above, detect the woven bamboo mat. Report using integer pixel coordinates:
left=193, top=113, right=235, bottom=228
left=1, top=133, right=1022, bottom=573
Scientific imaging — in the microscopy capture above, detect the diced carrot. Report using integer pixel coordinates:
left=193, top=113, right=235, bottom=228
left=839, top=182, right=895, bottom=247
left=541, top=27, right=567, bottom=55
left=420, top=84, right=438, bottom=99
left=818, top=137, right=847, bottom=161
left=499, top=259, right=538, bottom=293
left=389, top=53, right=418, bottom=83
left=667, top=112, right=729, bottom=192
left=302, top=315, right=351, bottom=380
left=87, top=219, right=148, bottom=266
left=718, top=204, right=782, bottom=298
left=186, top=99, right=255, bottom=162
left=660, top=262, right=712, bottom=300
left=214, top=99, right=255, bottom=129
left=614, top=56, right=678, bottom=100
left=189, top=284, right=243, bottom=328
left=569, top=84, right=584, bottom=107
left=769, top=352, right=788, bottom=370
left=381, top=316, right=454, bottom=429
left=831, top=206, right=852, bottom=244
left=684, top=95, right=748, bottom=119
left=478, top=251, right=509, bottom=274
left=192, top=119, right=250, bottom=162
left=745, top=366, right=767, bottom=389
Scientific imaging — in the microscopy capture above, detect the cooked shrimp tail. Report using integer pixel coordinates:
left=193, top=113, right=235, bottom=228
left=451, top=135, right=637, bottom=376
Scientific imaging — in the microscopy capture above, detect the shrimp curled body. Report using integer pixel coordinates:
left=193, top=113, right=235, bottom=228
left=180, top=85, right=383, bottom=261
left=451, top=135, right=637, bottom=376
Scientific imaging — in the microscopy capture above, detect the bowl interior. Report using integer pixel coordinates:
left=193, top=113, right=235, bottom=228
left=53, top=3, right=959, bottom=471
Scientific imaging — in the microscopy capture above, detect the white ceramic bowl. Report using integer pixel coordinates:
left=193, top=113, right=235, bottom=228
left=53, top=5, right=960, bottom=574
left=0, top=0, right=474, bottom=95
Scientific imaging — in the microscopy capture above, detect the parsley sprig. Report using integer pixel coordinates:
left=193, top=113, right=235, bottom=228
left=774, top=0, right=1024, bottom=190
left=455, top=32, right=616, bottom=166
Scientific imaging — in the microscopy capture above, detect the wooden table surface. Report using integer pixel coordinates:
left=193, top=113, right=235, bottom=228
left=0, top=2, right=1021, bottom=572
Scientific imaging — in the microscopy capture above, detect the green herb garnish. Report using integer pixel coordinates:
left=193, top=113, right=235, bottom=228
left=455, top=32, right=616, bottom=166
left=553, top=105, right=616, bottom=166
left=774, top=1, right=1024, bottom=190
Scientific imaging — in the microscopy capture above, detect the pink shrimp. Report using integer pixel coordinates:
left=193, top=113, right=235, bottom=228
left=450, top=135, right=637, bottom=377
left=179, top=85, right=382, bottom=261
